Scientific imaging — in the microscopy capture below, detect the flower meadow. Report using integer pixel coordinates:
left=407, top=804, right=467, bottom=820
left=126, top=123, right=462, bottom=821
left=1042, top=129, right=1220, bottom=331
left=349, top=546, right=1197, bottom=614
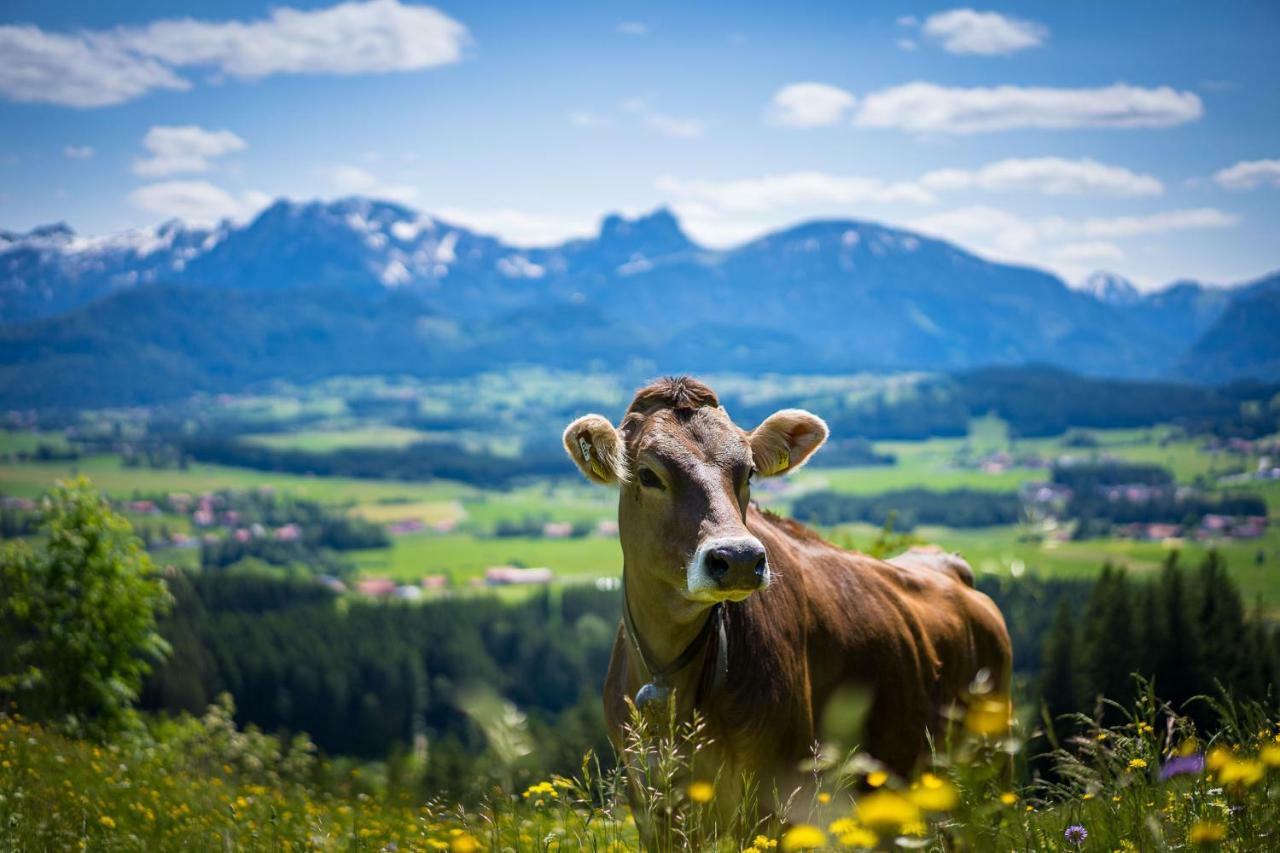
left=2, top=684, right=1278, bottom=852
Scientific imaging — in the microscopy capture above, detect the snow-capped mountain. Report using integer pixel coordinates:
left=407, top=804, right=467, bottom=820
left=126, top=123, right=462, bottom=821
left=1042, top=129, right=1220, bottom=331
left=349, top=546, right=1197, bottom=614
left=0, top=197, right=1274, bottom=408
left=1079, top=271, right=1142, bottom=305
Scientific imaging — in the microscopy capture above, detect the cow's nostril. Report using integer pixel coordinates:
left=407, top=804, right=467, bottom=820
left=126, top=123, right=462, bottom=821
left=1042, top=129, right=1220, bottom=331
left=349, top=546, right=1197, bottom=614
left=754, top=556, right=768, bottom=578
left=705, top=551, right=730, bottom=581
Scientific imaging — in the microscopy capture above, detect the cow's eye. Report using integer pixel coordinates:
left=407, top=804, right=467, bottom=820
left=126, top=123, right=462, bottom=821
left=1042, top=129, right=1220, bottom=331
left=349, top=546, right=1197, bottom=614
left=637, top=468, right=664, bottom=489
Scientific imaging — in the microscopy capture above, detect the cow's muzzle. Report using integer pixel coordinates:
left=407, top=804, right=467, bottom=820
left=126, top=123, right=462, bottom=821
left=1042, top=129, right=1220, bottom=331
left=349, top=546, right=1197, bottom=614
left=687, top=535, right=769, bottom=600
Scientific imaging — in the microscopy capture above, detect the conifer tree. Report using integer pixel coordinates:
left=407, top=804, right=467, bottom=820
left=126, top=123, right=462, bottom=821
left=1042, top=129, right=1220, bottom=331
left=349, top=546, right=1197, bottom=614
left=1040, top=597, right=1083, bottom=722
left=1196, top=551, right=1246, bottom=695
left=1151, top=553, right=1205, bottom=711
left=1082, top=564, right=1138, bottom=715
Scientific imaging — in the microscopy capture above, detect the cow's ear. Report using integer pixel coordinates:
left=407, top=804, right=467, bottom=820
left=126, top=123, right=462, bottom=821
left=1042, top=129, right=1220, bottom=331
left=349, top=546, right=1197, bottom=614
left=563, top=414, right=629, bottom=485
left=750, top=409, right=829, bottom=477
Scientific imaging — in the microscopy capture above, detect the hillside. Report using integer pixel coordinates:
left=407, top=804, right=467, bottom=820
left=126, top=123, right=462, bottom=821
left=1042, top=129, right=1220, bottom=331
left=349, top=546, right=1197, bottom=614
left=1181, top=274, right=1280, bottom=383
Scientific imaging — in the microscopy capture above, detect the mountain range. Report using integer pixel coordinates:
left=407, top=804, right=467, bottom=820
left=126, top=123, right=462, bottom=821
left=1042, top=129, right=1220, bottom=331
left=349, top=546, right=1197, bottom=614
left=1, top=197, right=1276, bottom=408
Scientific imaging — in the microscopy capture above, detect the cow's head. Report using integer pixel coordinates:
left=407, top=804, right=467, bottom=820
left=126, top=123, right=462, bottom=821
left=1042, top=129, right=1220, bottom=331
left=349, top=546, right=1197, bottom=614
left=563, top=377, right=827, bottom=603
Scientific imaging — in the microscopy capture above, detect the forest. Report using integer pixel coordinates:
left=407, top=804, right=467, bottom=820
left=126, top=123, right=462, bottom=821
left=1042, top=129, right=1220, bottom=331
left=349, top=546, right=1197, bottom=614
left=134, top=550, right=1279, bottom=800
left=792, top=488, right=1023, bottom=529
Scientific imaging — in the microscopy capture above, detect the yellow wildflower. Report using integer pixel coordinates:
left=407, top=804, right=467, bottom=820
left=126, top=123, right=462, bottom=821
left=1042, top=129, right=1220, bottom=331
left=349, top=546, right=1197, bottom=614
left=835, top=823, right=877, bottom=849
left=865, top=770, right=888, bottom=788
left=856, top=790, right=921, bottom=831
left=1188, top=821, right=1227, bottom=844
left=450, top=834, right=480, bottom=853
left=1260, top=744, right=1280, bottom=767
left=817, top=791, right=831, bottom=804
left=781, top=824, right=827, bottom=851
left=750, top=835, right=777, bottom=850
left=964, top=696, right=1010, bottom=736
left=907, top=773, right=957, bottom=811
left=1218, top=758, right=1263, bottom=787
left=1127, top=758, right=1148, bottom=770
left=1206, top=746, right=1231, bottom=771
left=522, top=781, right=558, bottom=800
left=999, top=792, right=1017, bottom=806
left=687, top=780, right=714, bottom=804
left=98, top=816, right=116, bottom=829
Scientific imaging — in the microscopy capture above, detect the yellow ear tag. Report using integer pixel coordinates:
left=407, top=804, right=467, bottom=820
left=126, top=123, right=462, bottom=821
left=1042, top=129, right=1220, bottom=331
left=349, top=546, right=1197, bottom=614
left=771, top=451, right=790, bottom=474
left=590, top=461, right=605, bottom=479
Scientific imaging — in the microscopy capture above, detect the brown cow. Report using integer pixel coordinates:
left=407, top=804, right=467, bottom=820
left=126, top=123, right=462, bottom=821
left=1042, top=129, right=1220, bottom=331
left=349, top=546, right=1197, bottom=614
left=562, top=377, right=1011, bottom=822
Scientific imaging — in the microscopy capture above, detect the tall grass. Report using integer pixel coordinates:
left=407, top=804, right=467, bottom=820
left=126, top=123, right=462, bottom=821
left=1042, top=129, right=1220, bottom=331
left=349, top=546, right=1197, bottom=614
left=2, top=682, right=1277, bottom=851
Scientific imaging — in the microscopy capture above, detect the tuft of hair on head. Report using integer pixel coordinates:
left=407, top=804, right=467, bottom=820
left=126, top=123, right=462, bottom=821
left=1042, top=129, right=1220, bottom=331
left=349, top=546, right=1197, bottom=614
left=626, top=376, right=720, bottom=416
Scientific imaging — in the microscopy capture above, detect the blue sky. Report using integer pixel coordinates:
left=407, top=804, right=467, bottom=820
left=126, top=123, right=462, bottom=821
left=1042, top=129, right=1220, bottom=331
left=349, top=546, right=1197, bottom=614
left=2, top=1, right=1278, bottom=289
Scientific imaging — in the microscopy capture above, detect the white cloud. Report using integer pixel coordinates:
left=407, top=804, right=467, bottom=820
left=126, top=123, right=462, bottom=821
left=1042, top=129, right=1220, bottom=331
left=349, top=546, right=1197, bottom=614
left=664, top=202, right=773, bottom=248
left=133, top=125, right=246, bottom=177
left=908, top=204, right=1238, bottom=279
left=622, top=98, right=704, bottom=139
left=896, top=15, right=920, bottom=27
left=1212, top=159, right=1280, bottom=191
left=129, top=180, right=270, bottom=226
left=63, top=145, right=95, bottom=159
left=768, top=82, right=857, bottom=128
left=0, top=0, right=468, bottom=108
left=919, top=157, right=1163, bottom=197
left=1051, top=208, right=1239, bottom=239
left=569, top=110, right=612, bottom=128
left=656, top=158, right=1163, bottom=220
left=1049, top=241, right=1126, bottom=265
left=897, top=38, right=919, bottom=51
left=854, top=82, right=1202, bottom=133
left=909, top=205, right=1041, bottom=255
left=616, top=21, right=649, bottom=36
left=435, top=207, right=595, bottom=246
left=656, top=171, right=936, bottom=213
left=920, top=9, right=1047, bottom=55
left=0, top=25, right=190, bottom=108
left=329, top=165, right=419, bottom=204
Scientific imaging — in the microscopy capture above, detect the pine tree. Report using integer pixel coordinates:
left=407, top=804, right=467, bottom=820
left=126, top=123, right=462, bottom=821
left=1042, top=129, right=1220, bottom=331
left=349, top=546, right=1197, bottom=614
left=1040, top=597, right=1083, bottom=721
left=1196, top=551, right=1246, bottom=695
left=1082, top=564, right=1138, bottom=715
left=1151, top=553, right=1205, bottom=712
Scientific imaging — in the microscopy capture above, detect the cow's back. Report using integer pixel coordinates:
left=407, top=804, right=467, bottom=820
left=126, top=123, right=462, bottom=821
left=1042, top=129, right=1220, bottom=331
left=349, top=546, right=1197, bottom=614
left=745, top=508, right=1011, bottom=775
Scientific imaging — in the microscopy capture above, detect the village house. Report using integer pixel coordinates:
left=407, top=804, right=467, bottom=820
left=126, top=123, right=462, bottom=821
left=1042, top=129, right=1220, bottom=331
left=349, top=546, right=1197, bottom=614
left=542, top=521, right=573, bottom=538
left=356, top=578, right=397, bottom=597
left=484, top=566, right=553, bottom=585
left=387, top=518, right=425, bottom=536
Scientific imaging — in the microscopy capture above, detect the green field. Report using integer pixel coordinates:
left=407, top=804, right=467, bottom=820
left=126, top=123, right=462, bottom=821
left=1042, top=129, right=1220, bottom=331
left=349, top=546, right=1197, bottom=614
left=0, top=430, right=72, bottom=455
left=350, top=531, right=621, bottom=582
left=243, top=425, right=435, bottom=451
left=3, top=416, right=1276, bottom=607
left=0, top=454, right=475, bottom=506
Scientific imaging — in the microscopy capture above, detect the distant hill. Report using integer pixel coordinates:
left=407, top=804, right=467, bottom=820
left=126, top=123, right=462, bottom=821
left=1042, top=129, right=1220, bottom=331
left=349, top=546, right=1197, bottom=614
left=1180, top=274, right=1280, bottom=383
left=0, top=198, right=1275, bottom=408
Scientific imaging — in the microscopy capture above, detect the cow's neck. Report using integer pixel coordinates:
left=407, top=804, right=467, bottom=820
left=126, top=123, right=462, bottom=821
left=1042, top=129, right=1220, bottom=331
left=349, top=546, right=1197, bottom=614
left=622, top=563, right=718, bottom=685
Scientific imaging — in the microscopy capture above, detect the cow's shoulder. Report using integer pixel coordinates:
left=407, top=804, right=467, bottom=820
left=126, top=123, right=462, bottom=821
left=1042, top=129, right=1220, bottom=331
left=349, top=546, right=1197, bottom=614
left=887, top=545, right=975, bottom=587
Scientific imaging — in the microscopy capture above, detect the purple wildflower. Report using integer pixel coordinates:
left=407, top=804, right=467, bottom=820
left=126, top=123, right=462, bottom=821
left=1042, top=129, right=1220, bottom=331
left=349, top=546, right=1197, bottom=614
left=1159, top=753, right=1205, bottom=780
left=1064, top=824, right=1088, bottom=846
